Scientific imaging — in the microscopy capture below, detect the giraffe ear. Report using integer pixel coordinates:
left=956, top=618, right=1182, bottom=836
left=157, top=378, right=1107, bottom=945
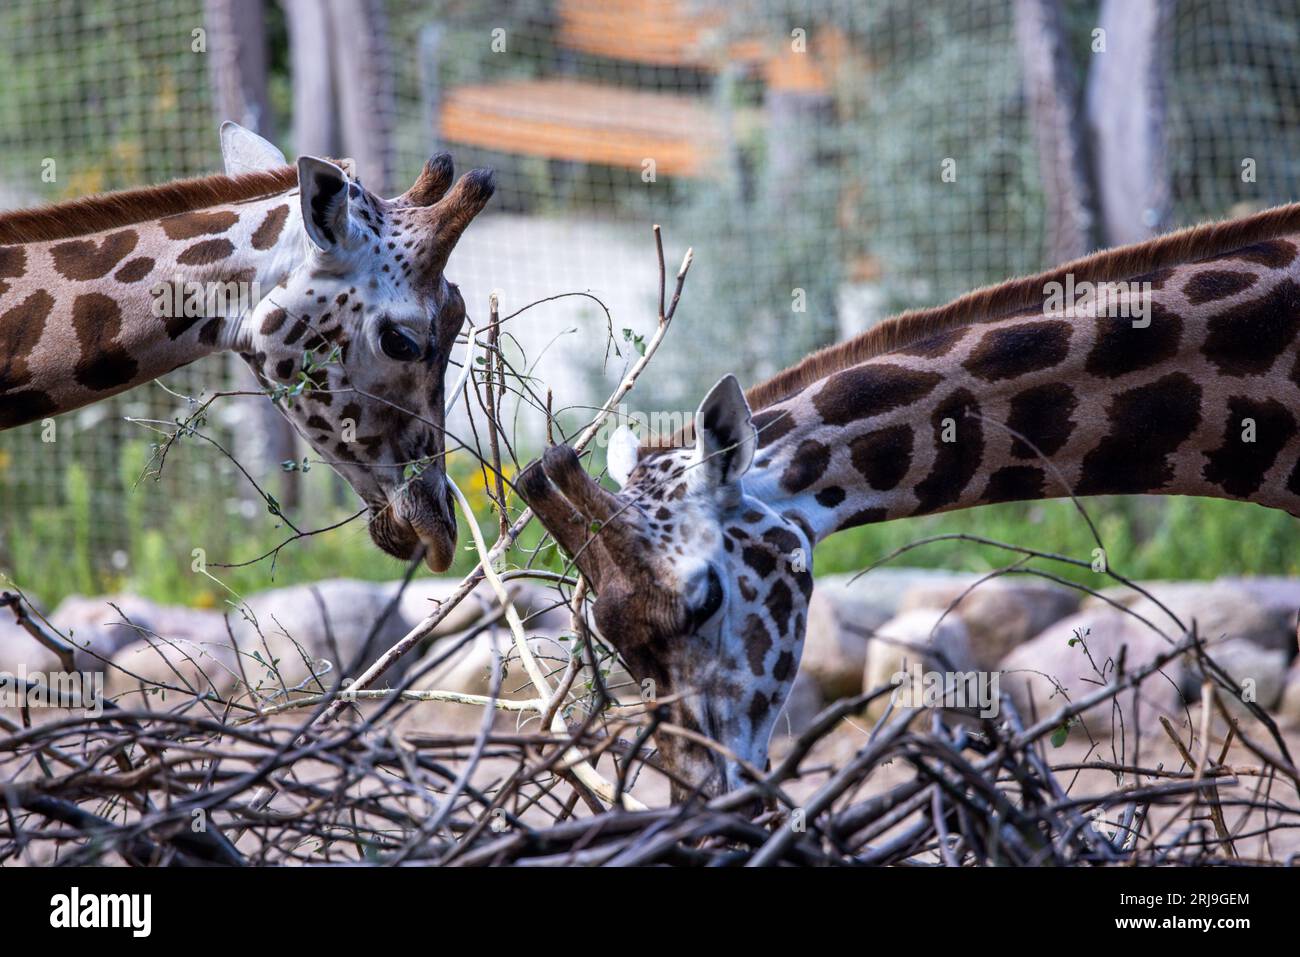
left=297, top=156, right=353, bottom=253
left=693, top=374, right=756, bottom=488
left=607, top=425, right=641, bottom=488
left=219, top=121, right=286, bottom=175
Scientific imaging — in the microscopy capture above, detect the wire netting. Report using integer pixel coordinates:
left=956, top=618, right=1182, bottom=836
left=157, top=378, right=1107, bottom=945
left=3, top=0, right=1300, bottom=594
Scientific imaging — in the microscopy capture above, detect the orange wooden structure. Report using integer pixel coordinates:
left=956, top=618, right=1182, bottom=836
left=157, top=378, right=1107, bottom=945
left=436, top=2, right=847, bottom=178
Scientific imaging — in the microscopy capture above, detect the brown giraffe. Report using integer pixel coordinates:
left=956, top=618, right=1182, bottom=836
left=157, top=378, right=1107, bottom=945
left=520, top=205, right=1300, bottom=801
left=0, top=123, right=494, bottom=571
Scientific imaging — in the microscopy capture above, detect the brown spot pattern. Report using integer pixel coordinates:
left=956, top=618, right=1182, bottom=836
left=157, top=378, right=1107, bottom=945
left=849, top=424, right=913, bottom=490
left=1085, top=303, right=1182, bottom=379
left=71, top=292, right=138, bottom=390
left=1201, top=279, right=1300, bottom=377
left=1006, top=382, right=1078, bottom=458
left=743, top=614, right=772, bottom=676
left=0, top=245, right=26, bottom=278
left=160, top=210, right=238, bottom=240
left=1203, top=396, right=1297, bottom=497
left=962, top=320, right=1071, bottom=382
left=913, top=388, right=983, bottom=514
left=1182, top=269, right=1258, bottom=305
left=114, top=257, right=155, bottom=283
left=252, top=204, right=290, bottom=250
left=52, top=229, right=138, bottom=280
left=177, top=238, right=236, bottom=266
left=780, top=439, right=831, bottom=493
left=812, top=363, right=941, bottom=427
left=753, top=407, right=796, bottom=448
left=0, top=290, right=54, bottom=391
left=1076, top=373, right=1202, bottom=495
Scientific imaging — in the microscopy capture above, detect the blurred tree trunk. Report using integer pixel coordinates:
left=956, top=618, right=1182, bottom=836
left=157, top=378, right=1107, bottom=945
left=283, top=0, right=395, bottom=192
left=205, top=0, right=301, bottom=509
left=283, top=0, right=338, bottom=159
left=1014, top=0, right=1097, bottom=264
left=203, top=0, right=275, bottom=138
left=1086, top=0, right=1174, bottom=246
left=329, top=0, right=397, bottom=194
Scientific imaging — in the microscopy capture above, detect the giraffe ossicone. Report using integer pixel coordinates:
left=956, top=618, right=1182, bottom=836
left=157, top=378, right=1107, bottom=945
left=521, top=206, right=1300, bottom=801
left=0, top=121, right=495, bottom=571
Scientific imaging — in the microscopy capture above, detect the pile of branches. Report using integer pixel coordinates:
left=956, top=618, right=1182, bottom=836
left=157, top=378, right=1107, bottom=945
left=2, top=586, right=1298, bottom=866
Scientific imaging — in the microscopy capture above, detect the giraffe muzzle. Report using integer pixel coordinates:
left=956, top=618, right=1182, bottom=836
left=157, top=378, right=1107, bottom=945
left=368, top=476, right=458, bottom=572
left=400, top=476, right=458, bottom=572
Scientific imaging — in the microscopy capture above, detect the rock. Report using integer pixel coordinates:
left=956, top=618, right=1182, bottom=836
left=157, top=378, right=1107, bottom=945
left=1280, top=660, right=1300, bottom=725
left=1083, top=581, right=1292, bottom=656
left=50, top=594, right=172, bottom=673
left=110, top=580, right=414, bottom=700
left=800, top=588, right=891, bottom=700
left=862, top=609, right=976, bottom=718
left=104, top=578, right=572, bottom=705
left=999, top=608, right=1188, bottom=733
left=899, top=578, right=1079, bottom=669
left=1215, top=577, right=1300, bottom=659
left=390, top=577, right=549, bottom=637
left=773, top=668, right=824, bottom=737
left=0, top=606, right=59, bottom=674
left=813, top=568, right=980, bottom=624
left=228, top=579, right=417, bottom=689
left=108, top=631, right=244, bottom=702
left=99, top=603, right=227, bottom=700
left=398, top=625, right=629, bottom=735
left=1183, top=637, right=1289, bottom=715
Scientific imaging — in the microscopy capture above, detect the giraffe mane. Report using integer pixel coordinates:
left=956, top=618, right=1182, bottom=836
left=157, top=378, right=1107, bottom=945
left=0, top=166, right=300, bottom=244
left=644, top=200, right=1300, bottom=452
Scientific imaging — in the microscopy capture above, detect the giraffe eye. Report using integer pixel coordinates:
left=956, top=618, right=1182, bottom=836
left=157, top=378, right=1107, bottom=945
left=380, top=326, right=422, bottom=361
left=690, top=566, right=725, bottom=628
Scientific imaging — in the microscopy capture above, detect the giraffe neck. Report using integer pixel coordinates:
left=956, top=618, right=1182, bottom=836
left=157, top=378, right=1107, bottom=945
left=0, top=191, right=301, bottom=429
left=743, top=235, right=1300, bottom=545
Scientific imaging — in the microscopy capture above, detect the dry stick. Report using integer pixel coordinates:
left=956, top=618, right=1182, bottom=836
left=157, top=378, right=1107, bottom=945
left=446, top=476, right=644, bottom=810
left=748, top=707, right=920, bottom=867
left=1, top=590, right=77, bottom=673
left=1159, top=708, right=1237, bottom=859
left=483, top=292, right=510, bottom=540
left=310, top=232, right=693, bottom=729
left=839, top=634, right=1205, bottom=856
left=537, top=578, right=587, bottom=734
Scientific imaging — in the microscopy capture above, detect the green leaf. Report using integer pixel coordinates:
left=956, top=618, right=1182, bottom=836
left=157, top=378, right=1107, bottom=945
left=1050, top=723, right=1070, bottom=748
left=621, top=327, right=647, bottom=356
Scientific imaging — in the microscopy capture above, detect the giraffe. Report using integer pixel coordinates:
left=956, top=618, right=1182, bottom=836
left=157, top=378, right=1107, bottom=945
left=0, top=123, right=494, bottom=571
left=519, top=205, right=1300, bottom=801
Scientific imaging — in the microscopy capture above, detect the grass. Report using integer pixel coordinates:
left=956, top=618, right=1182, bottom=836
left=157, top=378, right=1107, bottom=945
left=814, top=493, right=1300, bottom=586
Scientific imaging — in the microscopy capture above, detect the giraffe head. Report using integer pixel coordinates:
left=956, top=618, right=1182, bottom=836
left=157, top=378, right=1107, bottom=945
left=518, top=376, right=813, bottom=800
left=230, top=131, right=494, bottom=572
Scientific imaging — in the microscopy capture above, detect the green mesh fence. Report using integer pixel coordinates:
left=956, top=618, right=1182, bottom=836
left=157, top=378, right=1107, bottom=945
left=3, top=0, right=1300, bottom=597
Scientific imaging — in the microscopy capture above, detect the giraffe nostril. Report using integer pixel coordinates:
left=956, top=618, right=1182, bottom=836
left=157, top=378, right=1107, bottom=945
left=393, top=477, right=457, bottom=571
